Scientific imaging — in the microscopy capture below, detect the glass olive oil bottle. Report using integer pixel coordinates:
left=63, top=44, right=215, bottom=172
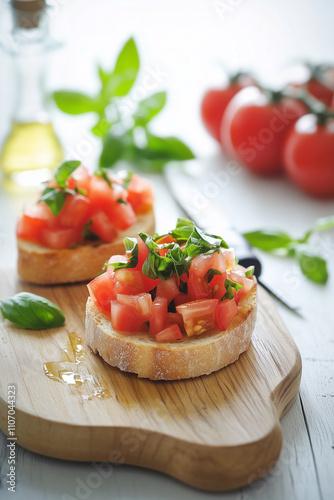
left=0, top=0, right=63, bottom=188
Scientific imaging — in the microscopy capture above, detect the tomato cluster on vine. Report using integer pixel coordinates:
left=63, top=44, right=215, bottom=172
left=201, top=63, right=334, bottom=197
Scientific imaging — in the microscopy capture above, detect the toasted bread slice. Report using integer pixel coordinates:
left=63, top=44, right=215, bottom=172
left=17, top=211, right=155, bottom=285
left=85, top=281, right=257, bottom=380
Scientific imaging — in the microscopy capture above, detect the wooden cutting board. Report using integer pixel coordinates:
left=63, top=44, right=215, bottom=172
left=0, top=268, right=301, bottom=491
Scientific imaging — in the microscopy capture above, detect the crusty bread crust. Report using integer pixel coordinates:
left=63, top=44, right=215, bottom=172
left=85, top=281, right=257, bottom=380
left=17, top=211, right=155, bottom=285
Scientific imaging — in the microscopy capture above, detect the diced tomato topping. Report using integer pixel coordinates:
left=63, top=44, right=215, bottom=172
left=228, top=271, right=255, bottom=304
left=174, top=292, right=193, bottom=306
left=41, top=226, right=80, bottom=249
left=111, top=301, right=144, bottom=332
left=17, top=214, right=48, bottom=243
left=149, top=296, right=168, bottom=334
left=156, top=277, right=179, bottom=304
left=57, top=194, right=92, bottom=229
left=86, top=174, right=116, bottom=211
left=155, top=234, right=176, bottom=256
left=23, top=202, right=56, bottom=224
left=136, top=236, right=161, bottom=292
left=209, top=272, right=227, bottom=300
left=105, top=199, right=136, bottom=231
left=114, top=269, right=145, bottom=295
left=155, top=324, right=183, bottom=342
left=127, top=174, right=154, bottom=214
left=215, top=298, right=238, bottom=331
left=176, top=299, right=218, bottom=337
left=89, top=212, right=118, bottom=243
left=221, top=248, right=235, bottom=270
left=66, top=165, right=91, bottom=192
left=106, top=254, right=128, bottom=274
left=117, top=293, right=152, bottom=321
left=87, top=272, right=115, bottom=313
left=187, top=252, right=226, bottom=301
left=167, top=312, right=184, bottom=330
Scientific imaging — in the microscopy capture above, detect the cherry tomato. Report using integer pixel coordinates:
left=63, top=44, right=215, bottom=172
left=283, top=114, right=334, bottom=197
left=221, top=86, right=307, bottom=175
left=201, top=74, right=255, bottom=142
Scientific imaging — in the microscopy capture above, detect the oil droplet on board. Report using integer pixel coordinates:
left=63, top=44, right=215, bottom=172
left=43, top=332, right=112, bottom=400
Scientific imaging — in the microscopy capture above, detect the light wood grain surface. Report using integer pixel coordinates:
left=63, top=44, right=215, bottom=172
left=1, top=1, right=334, bottom=499
left=0, top=268, right=301, bottom=491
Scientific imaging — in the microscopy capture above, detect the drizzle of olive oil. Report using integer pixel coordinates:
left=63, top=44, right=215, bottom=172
left=1, top=122, right=63, bottom=188
left=43, top=332, right=112, bottom=400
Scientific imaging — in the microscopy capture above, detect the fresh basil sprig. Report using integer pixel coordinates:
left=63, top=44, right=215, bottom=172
left=53, top=38, right=194, bottom=172
left=0, top=292, right=65, bottom=329
left=243, top=215, right=334, bottom=284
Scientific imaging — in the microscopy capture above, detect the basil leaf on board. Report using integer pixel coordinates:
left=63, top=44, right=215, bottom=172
left=243, top=229, right=293, bottom=251
left=0, top=292, right=65, bottom=329
left=40, top=187, right=66, bottom=217
left=133, top=92, right=167, bottom=126
left=53, top=91, right=99, bottom=115
left=54, top=160, right=81, bottom=188
left=295, top=245, right=328, bottom=284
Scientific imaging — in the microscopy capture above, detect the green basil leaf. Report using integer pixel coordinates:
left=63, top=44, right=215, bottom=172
left=111, top=237, right=138, bottom=271
left=121, top=171, right=134, bottom=189
left=102, top=38, right=140, bottom=98
left=169, top=218, right=195, bottom=242
left=185, top=226, right=228, bottom=259
left=315, top=215, right=334, bottom=231
left=145, top=133, right=195, bottom=161
left=295, top=245, right=328, bottom=284
left=95, top=167, right=112, bottom=187
left=99, top=134, right=126, bottom=168
left=245, top=266, right=255, bottom=277
left=40, top=187, right=66, bottom=217
left=221, top=279, right=243, bottom=301
left=82, top=220, right=99, bottom=241
left=91, top=115, right=112, bottom=138
left=0, top=292, right=65, bottom=329
left=205, top=268, right=222, bottom=283
left=53, top=91, right=99, bottom=115
left=243, top=229, right=293, bottom=251
left=117, top=198, right=127, bottom=204
left=140, top=233, right=176, bottom=280
left=54, top=160, right=81, bottom=188
left=133, top=92, right=167, bottom=126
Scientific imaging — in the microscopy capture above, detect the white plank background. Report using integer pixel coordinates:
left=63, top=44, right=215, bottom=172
left=1, top=0, right=334, bottom=498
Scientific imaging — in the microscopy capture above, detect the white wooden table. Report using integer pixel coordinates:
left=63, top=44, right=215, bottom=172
left=1, top=1, right=334, bottom=498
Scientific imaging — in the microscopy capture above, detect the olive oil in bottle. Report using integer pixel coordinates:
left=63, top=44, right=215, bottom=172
left=0, top=0, right=63, bottom=188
